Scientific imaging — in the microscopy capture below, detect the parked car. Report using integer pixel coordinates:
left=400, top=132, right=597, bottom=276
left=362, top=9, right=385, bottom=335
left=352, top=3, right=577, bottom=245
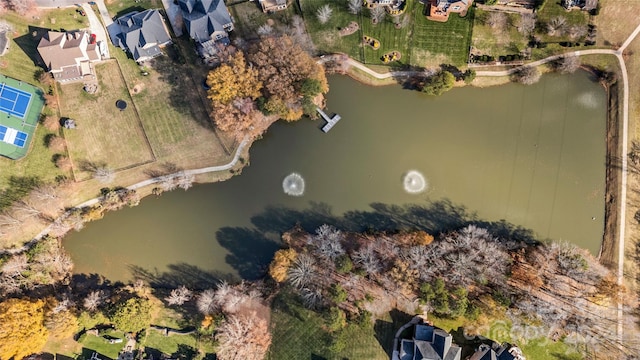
left=77, top=9, right=86, bottom=16
left=88, top=1, right=97, bottom=5
left=90, top=34, right=97, bottom=44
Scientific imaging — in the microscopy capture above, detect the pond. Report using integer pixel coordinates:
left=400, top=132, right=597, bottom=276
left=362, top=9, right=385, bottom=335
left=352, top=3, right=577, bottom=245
left=64, top=72, right=607, bottom=283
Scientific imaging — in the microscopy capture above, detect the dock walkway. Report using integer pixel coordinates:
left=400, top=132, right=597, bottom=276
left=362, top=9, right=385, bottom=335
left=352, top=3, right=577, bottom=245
left=317, top=107, right=341, bottom=133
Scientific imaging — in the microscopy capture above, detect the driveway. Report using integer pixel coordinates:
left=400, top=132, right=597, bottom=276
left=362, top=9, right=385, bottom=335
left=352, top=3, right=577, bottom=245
left=82, top=3, right=110, bottom=59
left=34, top=0, right=79, bottom=8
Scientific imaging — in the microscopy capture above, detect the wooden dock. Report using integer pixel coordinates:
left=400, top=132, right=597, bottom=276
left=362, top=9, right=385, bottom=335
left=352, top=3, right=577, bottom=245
left=317, top=107, right=341, bottom=133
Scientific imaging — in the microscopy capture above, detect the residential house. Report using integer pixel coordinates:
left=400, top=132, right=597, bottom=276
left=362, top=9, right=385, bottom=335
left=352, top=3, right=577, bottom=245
left=469, top=342, right=526, bottom=360
left=397, top=323, right=462, bottom=360
left=562, top=0, right=598, bottom=11
left=37, top=30, right=101, bottom=83
left=108, top=9, right=172, bottom=63
left=427, top=0, right=473, bottom=22
left=258, top=0, right=288, bottom=13
left=177, top=0, right=233, bottom=59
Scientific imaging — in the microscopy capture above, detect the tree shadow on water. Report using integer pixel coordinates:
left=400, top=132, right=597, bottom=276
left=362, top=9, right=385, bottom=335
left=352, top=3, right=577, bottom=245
left=128, top=262, right=235, bottom=290
left=216, top=227, right=282, bottom=280
left=217, top=198, right=541, bottom=281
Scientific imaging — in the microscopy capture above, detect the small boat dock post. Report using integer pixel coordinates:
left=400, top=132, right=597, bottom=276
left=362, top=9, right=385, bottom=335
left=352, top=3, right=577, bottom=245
left=317, top=107, right=341, bottom=133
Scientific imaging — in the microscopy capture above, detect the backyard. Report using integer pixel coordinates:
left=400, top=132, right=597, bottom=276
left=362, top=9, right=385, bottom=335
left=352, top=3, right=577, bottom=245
left=471, top=9, right=529, bottom=59
left=112, top=40, right=234, bottom=169
left=300, top=0, right=474, bottom=67
left=411, top=6, right=475, bottom=67
left=59, top=60, right=155, bottom=181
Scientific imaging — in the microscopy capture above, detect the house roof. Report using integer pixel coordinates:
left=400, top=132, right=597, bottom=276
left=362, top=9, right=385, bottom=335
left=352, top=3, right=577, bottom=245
left=109, top=9, right=172, bottom=61
left=37, top=31, right=99, bottom=81
left=412, top=325, right=461, bottom=360
left=178, top=0, right=232, bottom=42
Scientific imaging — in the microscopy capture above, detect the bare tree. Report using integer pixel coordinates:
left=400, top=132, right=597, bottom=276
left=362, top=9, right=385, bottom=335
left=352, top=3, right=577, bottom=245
left=512, top=66, right=541, bottom=85
left=93, top=166, right=114, bottom=183
left=486, top=12, right=507, bottom=31
left=84, top=290, right=107, bottom=312
left=370, top=6, right=386, bottom=24
left=160, top=176, right=178, bottom=191
left=12, top=200, right=42, bottom=220
left=257, top=24, right=273, bottom=36
left=215, top=315, right=272, bottom=360
left=568, top=25, right=588, bottom=40
left=32, top=184, right=58, bottom=201
left=46, top=135, right=66, bottom=152
left=197, top=289, right=217, bottom=315
left=316, top=4, right=333, bottom=24
left=516, top=13, right=536, bottom=35
left=555, top=55, right=581, bottom=74
left=176, top=172, right=195, bottom=190
left=313, top=224, right=345, bottom=261
left=300, top=286, right=324, bottom=309
left=547, top=16, right=567, bottom=36
left=1, top=254, right=29, bottom=276
left=287, top=253, right=316, bottom=289
left=6, top=0, right=35, bottom=15
left=353, top=244, right=381, bottom=275
left=348, top=0, right=362, bottom=14
left=55, top=155, right=72, bottom=171
left=165, top=285, right=192, bottom=306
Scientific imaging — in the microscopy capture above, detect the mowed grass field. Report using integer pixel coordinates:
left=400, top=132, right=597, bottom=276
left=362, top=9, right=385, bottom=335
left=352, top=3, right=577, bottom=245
left=300, top=0, right=474, bottom=67
left=113, top=41, right=232, bottom=168
left=472, top=9, right=529, bottom=58
left=300, top=0, right=364, bottom=61
left=268, top=291, right=411, bottom=360
left=412, top=6, right=475, bottom=67
left=59, top=60, right=154, bottom=180
left=360, top=1, right=416, bottom=66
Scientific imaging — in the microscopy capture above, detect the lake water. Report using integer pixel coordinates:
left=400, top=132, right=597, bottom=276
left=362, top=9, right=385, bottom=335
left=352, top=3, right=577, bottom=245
left=64, top=72, right=607, bottom=283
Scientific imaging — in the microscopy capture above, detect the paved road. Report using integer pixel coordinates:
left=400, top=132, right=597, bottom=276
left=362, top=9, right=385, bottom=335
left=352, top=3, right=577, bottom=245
left=81, top=3, right=110, bottom=58
left=35, top=0, right=83, bottom=8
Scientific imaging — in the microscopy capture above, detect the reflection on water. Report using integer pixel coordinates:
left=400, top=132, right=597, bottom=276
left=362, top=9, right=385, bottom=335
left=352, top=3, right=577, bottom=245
left=64, top=72, right=607, bottom=282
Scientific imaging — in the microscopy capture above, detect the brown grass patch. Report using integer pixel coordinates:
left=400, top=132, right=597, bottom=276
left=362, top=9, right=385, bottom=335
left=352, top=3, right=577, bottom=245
left=594, top=0, right=640, bottom=47
left=59, top=60, right=155, bottom=180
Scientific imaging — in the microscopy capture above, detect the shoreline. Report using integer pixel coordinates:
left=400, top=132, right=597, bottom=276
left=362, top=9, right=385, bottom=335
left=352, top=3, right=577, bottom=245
left=3, top=64, right=622, bottom=270
left=342, top=61, right=621, bottom=267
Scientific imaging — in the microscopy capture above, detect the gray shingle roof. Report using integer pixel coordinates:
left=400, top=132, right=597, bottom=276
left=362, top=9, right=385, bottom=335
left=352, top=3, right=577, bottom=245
left=178, top=0, right=233, bottom=42
left=109, top=9, right=172, bottom=62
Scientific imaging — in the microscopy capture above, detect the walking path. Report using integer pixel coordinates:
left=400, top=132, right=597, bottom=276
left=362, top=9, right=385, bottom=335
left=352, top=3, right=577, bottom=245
left=75, top=138, right=249, bottom=209
left=0, top=138, right=249, bottom=256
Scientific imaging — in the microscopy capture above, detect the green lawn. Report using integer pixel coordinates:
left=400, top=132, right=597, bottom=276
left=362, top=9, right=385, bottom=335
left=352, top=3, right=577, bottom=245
left=412, top=6, right=475, bottom=67
left=300, top=0, right=364, bottom=61
left=535, top=1, right=590, bottom=43
left=229, top=1, right=298, bottom=40
left=299, top=0, right=473, bottom=67
left=472, top=9, right=529, bottom=58
left=143, top=330, right=198, bottom=357
left=80, top=330, right=126, bottom=360
left=268, top=291, right=413, bottom=360
left=360, top=1, right=416, bottom=65
left=111, top=43, right=233, bottom=169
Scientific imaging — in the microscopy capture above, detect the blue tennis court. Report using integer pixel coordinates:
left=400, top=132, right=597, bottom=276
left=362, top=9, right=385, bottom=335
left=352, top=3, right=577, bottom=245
left=0, top=83, right=32, bottom=119
left=0, top=125, right=28, bottom=148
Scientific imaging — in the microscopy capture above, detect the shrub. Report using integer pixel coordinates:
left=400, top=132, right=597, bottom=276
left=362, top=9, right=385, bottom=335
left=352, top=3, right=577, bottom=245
left=327, top=306, right=346, bottom=332
left=330, top=284, right=348, bottom=304
left=334, top=254, right=353, bottom=274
